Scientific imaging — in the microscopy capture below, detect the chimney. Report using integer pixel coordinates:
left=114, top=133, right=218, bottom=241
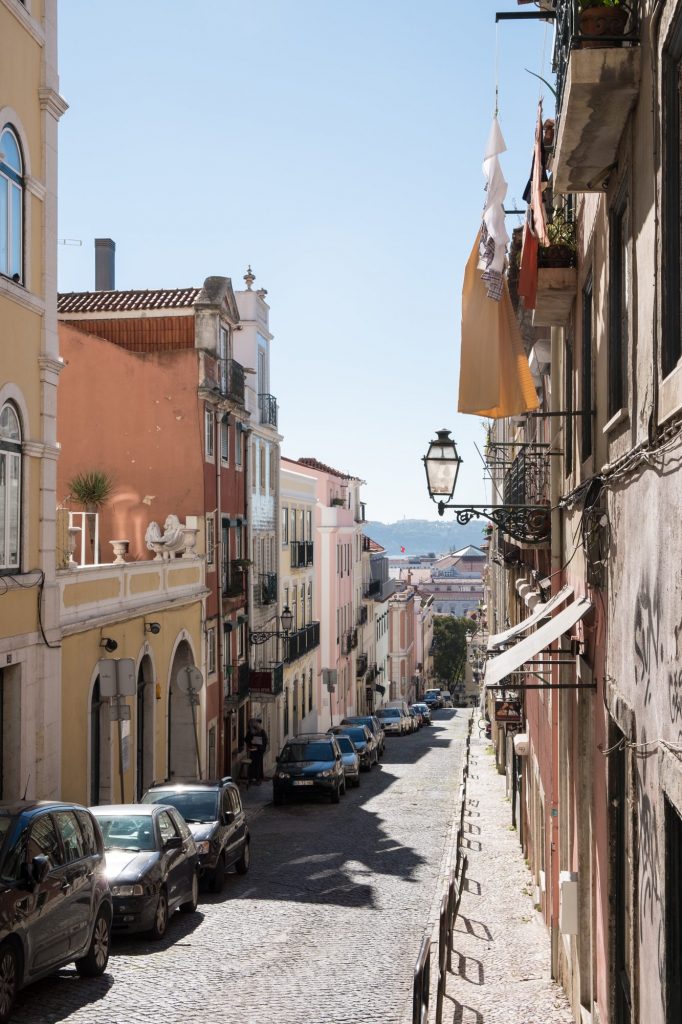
left=95, top=238, right=115, bottom=291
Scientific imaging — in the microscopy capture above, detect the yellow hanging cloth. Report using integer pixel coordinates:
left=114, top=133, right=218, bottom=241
left=457, top=233, right=539, bottom=418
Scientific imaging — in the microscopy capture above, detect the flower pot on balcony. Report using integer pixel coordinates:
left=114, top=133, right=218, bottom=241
left=538, top=243, right=576, bottom=269
left=579, top=4, right=629, bottom=48
left=110, top=539, right=129, bottom=565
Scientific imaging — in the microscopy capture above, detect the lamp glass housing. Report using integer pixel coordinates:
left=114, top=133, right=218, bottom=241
left=280, top=605, right=293, bottom=633
left=423, top=429, right=462, bottom=503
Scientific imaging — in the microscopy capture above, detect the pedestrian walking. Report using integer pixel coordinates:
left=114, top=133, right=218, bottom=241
left=245, top=717, right=268, bottom=784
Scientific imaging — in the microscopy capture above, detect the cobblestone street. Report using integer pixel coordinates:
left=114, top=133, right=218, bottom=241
left=11, top=712, right=467, bottom=1024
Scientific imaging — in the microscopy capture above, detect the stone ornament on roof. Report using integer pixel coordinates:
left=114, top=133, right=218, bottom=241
left=145, top=514, right=195, bottom=561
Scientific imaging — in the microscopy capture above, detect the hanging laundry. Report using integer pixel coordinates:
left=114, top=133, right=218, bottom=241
left=478, top=117, right=509, bottom=301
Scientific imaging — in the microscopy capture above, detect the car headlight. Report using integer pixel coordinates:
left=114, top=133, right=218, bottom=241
left=277, top=771, right=291, bottom=780
left=195, top=841, right=210, bottom=856
left=317, top=768, right=334, bottom=778
left=111, top=884, right=144, bottom=897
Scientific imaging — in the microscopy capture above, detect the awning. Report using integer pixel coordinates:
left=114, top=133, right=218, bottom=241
left=487, top=584, right=573, bottom=651
left=484, top=596, right=592, bottom=687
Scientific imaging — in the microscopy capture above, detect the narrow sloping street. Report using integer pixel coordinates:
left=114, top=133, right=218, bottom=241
left=11, top=713, right=467, bottom=1024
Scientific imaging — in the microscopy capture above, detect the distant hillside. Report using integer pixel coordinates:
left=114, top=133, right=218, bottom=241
left=365, top=519, right=485, bottom=557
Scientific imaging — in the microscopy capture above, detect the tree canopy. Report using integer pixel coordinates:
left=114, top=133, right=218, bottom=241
left=432, top=616, right=472, bottom=686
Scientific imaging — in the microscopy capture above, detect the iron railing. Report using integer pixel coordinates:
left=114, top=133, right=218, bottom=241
left=258, top=392, right=278, bottom=428
left=366, top=578, right=381, bottom=597
left=249, top=662, right=284, bottom=695
left=358, top=605, right=368, bottom=625
left=356, top=653, right=368, bottom=677
left=284, top=622, right=320, bottom=663
left=224, top=358, right=245, bottom=405
left=222, top=560, right=247, bottom=598
left=502, top=447, right=551, bottom=508
left=256, top=571, right=277, bottom=605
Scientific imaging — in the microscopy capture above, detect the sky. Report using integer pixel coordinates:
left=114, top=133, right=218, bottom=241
left=57, top=1, right=554, bottom=523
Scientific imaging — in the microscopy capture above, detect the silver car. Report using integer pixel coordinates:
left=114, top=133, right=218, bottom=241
left=334, top=734, right=361, bottom=787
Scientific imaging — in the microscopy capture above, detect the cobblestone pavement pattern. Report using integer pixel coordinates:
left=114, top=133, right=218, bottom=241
left=11, top=712, right=467, bottom=1024
left=438, top=732, right=574, bottom=1024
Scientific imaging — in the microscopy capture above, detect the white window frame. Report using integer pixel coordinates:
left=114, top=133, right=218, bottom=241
left=207, top=626, right=216, bottom=675
left=0, top=127, right=23, bottom=282
left=0, top=402, right=21, bottom=572
left=206, top=515, right=215, bottom=568
left=204, top=408, right=214, bottom=460
left=220, top=417, right=229, bottom=464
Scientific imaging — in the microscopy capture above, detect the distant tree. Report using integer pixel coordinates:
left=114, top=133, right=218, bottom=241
left=432, top=616, right=470, bottom=686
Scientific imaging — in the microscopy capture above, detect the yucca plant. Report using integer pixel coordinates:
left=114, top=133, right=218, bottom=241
left=67, top=470, right=113, bottom=560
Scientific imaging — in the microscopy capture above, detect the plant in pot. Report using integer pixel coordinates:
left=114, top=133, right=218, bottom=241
left=578, top=0, right=630, bottom=46
left=538, top=209, right=577, bottom=269
left=66, top=470, right=113, bottom=563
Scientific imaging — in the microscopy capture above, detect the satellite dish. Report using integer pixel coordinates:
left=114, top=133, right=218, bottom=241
left=176, top=666, right=204, bottom=694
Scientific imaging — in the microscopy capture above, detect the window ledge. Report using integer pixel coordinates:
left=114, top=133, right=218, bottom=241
left=602, top=408, right=629, bottom=435
left=659, top=360, right=682, bottom=426
left=0, top=275, right=45, bottom=314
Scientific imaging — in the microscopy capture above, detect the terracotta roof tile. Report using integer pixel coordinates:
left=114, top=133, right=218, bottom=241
left=297, top=457, right=354, bottom=480
left=57, top=288, right=201, bottom=315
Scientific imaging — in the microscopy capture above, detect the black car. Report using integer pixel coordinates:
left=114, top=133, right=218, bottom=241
left=340, top=715, right=386, bottom=756
left=0, top=801, right=112, bottom=1024
left=141, top=777, right=250, bottom=892
left=90, top=804, right=198, bottom=940
left=273, top=734, right=346, bottom=804
left=329, top=724, right=378, bottom=770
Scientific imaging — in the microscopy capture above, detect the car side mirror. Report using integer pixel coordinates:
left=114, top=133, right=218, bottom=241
left=275, top=755, right=281, bottom=764
left=164, top=835, right=182, bottom=850
left=222, top=811, right=235, bottom=825
left=31, top=855, right=50, bottom=885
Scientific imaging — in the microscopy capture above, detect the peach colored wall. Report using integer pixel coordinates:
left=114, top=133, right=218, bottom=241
left=57, top=324, right=204, bottom=560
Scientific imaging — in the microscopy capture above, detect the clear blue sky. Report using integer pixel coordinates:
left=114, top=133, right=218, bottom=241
left=57, top=1, right=553, bottom=523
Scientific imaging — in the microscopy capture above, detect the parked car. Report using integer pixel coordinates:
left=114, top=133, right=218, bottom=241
left=409, top=705, right=424, bottom=727
left=141, top=778, right=250, bottom=892
left=442, top=695, right=454, bottom=708
left=376, top=706, right=407, bottom=735
left=0, top=800, right=113, bottom=1023
left=333, top=734, right=361, bottom=787
left=412, top=702, right=432, bottom=725
left=90, top=804, right=198, bottom=940
left=423, top=688, right=443, bottom=709
left=340, top=715, right=386, bottom=756
left=273, top=734, right=346, bottom=804
left=329, top=724, right=378, bottom=770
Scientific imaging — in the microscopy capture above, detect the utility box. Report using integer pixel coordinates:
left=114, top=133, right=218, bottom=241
left=559, top=871, right=579, bottom=934
left=513, top=732, right=529, bottom=757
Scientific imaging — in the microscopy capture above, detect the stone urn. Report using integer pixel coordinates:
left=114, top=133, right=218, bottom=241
left=110, top=539, right=129, bottom=565
left=182, top=526, right=199, bottom=559
left=67, top=525, right=81, bottom=568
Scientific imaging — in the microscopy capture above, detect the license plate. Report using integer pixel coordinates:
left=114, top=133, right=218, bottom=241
left=293, top=780, right=314, bottom=786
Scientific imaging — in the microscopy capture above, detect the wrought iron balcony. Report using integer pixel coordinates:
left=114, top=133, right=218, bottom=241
left=365, top=579, right=381, bottom=598
left=502, top=447, right=551, bottom=509
left=290, top=541, right=313, bottom=569
left=358, top=605, right=368, bottom=626
left=258, top=392, right=278, bottom=428
left=341, top=630, right=353, bottom=656
left=366, top=663, right=378, bottom=684
left=249, top=663, right=284, bottom=696
left=222, top=560, right=247, bottom=598
left=552, top=0, right=640, bottom=192
left=284, top=622, right=320, bottom=663
left=356, top=653, right=368, bottom=677
left=256, top=571, right=277, bottom=605
left=224, top=359, right=245, bottom=405
left=350, top=627, right=358, bottom=650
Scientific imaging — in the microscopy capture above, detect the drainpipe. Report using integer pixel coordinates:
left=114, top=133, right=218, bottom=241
left=216, top=410, right=224, bottom=777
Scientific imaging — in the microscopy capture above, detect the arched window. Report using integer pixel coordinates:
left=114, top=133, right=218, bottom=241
left=0, top=403, right=21, bottom=572
left=0, top=127, right=23, bottom=281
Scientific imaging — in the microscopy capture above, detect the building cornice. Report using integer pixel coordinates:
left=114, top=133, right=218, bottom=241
left=38, top=355, right=65, bottom=378
left=38, top=87, right=69, bottom=120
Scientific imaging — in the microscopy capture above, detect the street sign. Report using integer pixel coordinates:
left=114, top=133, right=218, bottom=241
left=177, top=665, right=204, bottom=694
left=97, top=658, right=136, bottom=697
left=109, top=702, right=131, bottom=721
left=323, top=668, right=337, bottom=693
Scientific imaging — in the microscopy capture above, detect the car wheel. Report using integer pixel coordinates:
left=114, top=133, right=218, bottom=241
left=180, top=871, right=199, bottom=913
left=75, top=908, right=110, bottom=977
left=331, top=782, right=341, bottom=804
left=0, top=942, right=19, bottom=1024
left=148, top=890, right=169, bottom=941
left=235, top=841, right=250, bottom=875
left=209, top=853, right=226, bottom=893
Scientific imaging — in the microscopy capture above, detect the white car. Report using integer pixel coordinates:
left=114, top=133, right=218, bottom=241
left=376, top=707, right=406, bottom=735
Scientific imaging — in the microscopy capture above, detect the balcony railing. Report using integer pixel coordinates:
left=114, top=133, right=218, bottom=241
left=222, top=561, right=247, bottom=598
left=258, top=392, right=278, bottom=428
left=249, top=663, right=284, bottom=695
left=350, top=627, right=358, bottom=650
left=290, top=541, right=313, bottom=568
left=366, top=664, right=378, bottom=685
left=284, top=622, right=320, bottom=663
left=365, top=579, right=381, bottom=598
left=356, top=653, right=368, bottom=677
left=502, top=447, right=551, bottom=509
left=224, top=359, right=245, bottom=405
left=341, top=631, right=352, bottom=656
left=256, top=571, right=277, bottom=605
left=358, top=605, right=368, bottom=626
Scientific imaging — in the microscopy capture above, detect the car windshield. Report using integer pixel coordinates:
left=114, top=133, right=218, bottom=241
left=280, top=742, right=334, bottom=763
left=377, top=709, right=400, bottom=718
left=335, top=736, right=355, bottom=754
left=93, top=814, right=156, bottom=851
left=342, top=727, right=366, bottom=743
left=142, top=790, right=219, bottom=823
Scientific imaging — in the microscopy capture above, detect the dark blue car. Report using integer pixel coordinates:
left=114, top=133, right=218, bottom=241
left=273, top=734, right=346, bottom=805
left=0, top=801, right=113, bottom=1023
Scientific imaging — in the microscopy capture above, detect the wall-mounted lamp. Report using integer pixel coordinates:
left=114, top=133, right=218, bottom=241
left=249, top=605, right=293, bottom=647
left=99, top=636, right=118, bottom=653
left=144, top=621, right=161, bottom=635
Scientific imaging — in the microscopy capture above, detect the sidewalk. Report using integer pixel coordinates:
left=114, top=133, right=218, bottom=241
left=238, top=774, right=272, bottom=823
left=438, top=733, right=574, bottom=1024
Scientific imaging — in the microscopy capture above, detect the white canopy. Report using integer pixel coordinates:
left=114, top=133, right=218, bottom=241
left=484, top=597, right=592, bottom=688
left=487, top=584, right=574, bottom=651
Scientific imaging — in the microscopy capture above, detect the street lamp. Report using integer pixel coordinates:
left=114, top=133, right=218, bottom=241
left=422, top=428, right=550, bottom=544
left=249, top=606, right=294, bottom=651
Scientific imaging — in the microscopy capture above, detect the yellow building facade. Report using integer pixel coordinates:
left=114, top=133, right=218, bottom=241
left=0, top=0, right=67, bottom=799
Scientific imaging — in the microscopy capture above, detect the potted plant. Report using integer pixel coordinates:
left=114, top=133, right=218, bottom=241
left=578, top=1, right=629, bottom=46
left=538, top=208, right=577, bottom=269
left=67, top=469, right=113, bottom=563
